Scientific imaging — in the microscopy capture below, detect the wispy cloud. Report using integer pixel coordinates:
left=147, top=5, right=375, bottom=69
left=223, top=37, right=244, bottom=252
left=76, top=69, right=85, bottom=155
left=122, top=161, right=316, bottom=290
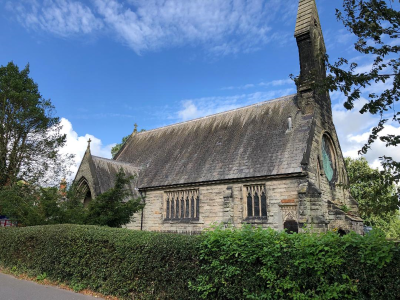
left=72, top=112, right=137, bottom=120
left=176, top=88, right=295, bottom=121
left=222, top=78, right=294, bottom=90
left=6, top=0, right=297, bottom=55
left=6, top=0, right=103, bottom=36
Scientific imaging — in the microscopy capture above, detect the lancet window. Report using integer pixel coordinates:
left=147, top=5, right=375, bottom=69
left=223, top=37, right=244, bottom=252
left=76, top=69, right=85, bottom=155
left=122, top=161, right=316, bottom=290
left=165, top=189, right=199, bottom=221
left=245, top=185, right=267, bottom=219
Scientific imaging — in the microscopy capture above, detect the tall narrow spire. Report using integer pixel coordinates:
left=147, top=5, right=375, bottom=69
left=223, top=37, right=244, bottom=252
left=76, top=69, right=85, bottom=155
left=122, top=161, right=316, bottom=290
left=295, top=0, right=322, bottom=38
left=295, top=0, right=326, bottom=89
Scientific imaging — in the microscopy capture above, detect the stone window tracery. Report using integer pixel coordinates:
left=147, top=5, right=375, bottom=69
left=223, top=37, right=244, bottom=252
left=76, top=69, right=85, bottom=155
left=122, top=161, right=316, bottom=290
left=321, top=134, right=337, bottom=182
left=165, top=189, right=199, bottom=221
left=245, top=185, right=267, bottom=219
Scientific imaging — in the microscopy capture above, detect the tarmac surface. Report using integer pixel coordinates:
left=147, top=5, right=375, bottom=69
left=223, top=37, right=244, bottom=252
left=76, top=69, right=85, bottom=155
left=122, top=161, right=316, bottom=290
left=0, top=272, right=103, bottom=300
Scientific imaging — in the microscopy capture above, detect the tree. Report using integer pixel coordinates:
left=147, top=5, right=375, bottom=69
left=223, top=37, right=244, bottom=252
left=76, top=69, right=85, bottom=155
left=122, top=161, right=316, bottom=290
left=0, top=181, right=85, bottom=226
left=324, top=0, right=400, bottom=180
left=0, top=62, right=72, bottom=186
left=111, top=134, right=130, bottom=158
left=111, top=123, right=145, bottom=158
left=345, top=157, right=399, bottom=225
left=84, top=169, right=144, bottom=227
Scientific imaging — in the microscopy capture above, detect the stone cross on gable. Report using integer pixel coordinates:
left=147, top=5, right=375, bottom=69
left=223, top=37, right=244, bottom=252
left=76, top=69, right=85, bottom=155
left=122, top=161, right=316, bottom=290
left=87, top=138, right=92, bottom=149
left=134, top=123, right=138, bottom=133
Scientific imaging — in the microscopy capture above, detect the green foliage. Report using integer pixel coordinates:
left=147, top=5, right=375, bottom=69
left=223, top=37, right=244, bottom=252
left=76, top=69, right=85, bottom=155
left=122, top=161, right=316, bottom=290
left=324, top=0, right=400, bottom=179
left=345, top=157, right=400, bottom=226
left=84, top=169, right=144, bottom=227
left=0, top=224, right=201, bottom=300
left=1, top=224, right=399, bottom=299
left=0, top=181, right=85, bottom=226
left=0, top=62, right=73, bottom=186
left=111, top=125, right=145, bottom=158
left=191, top=225, right=400, bottom=300
left=36, top=272, right=47, bottom=281
left=111, top=135, right=130, bottom=158
left=368, top=211, right=400, bottom=240
left=0, top=169, right=141, bottom=228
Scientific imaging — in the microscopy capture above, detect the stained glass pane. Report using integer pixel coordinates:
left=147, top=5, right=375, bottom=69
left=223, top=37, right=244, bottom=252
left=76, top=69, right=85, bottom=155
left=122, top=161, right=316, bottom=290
left=191, top=196, right=194, bottom=218
left=185, top=196, right=189, bottom=218
left=176, top=199, right=179, bottom=219
left=171, top=198, right=175, bottom=219
left=166, top=199, right=170, bottom=219
left=195, top=196, right=199, bottom=219
left=322, top=136, right=335, bottom=182
left=247, top=193, right=253, bottom=217
left=254, top=192, right=260, bottom=216
left=181, top=198, right=184, bottom=218
left=261, top=192, right=267, bottom=217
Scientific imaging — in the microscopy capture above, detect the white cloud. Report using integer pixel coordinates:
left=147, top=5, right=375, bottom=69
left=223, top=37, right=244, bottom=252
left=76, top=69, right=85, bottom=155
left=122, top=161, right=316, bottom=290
left=222, top=78, right=294, bottom=90
left=94, top=0, right=284, bottom=54
left=332, top=97, right=379, bottom=137
left=7, top=0, right=296, bottom=55
left=58, top=118, right=114, bottom=181
left=259, top=78, right=294, bottom=87
left=333, top=98, right=400, bottom=170
left=342, top=125, right=400, bottom=170
left=177, top=88, right=295, bottom=121
left=6, top=0, right=103, bottom=37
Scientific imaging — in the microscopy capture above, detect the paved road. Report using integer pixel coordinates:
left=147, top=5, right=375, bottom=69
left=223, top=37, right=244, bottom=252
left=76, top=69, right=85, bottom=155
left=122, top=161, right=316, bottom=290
left=0, top=273, right=103, bottom=300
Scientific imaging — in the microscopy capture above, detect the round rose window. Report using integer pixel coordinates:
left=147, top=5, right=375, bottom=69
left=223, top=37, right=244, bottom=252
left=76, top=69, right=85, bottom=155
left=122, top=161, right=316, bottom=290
left=321, top=135, right=336, bottom=182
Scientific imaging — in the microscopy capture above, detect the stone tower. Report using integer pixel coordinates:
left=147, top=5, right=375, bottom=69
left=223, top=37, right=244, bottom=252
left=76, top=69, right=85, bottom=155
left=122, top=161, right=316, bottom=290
left=294, top=0, right=363, bottom=233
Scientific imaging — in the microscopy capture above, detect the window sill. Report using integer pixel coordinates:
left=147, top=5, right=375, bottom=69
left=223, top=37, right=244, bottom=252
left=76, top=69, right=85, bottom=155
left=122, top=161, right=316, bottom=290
left=243, top=217, right=268, bottom=224
left=164, top=218, right=202, bottom=224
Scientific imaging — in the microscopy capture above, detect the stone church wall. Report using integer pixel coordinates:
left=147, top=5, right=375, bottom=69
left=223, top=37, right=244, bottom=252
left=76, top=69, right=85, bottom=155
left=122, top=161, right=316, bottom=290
left=126, top=176, right=304, bottom=233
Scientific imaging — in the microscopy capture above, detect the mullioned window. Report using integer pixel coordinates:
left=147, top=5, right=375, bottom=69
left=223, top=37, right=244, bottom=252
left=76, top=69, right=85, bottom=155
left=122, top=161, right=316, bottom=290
left=245, top=185, right=267, bottom=220
left=164, top=189, right=199, bottom=221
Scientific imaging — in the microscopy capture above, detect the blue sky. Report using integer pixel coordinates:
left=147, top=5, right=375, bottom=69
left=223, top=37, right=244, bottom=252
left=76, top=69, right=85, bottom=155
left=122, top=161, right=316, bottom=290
left=0, top=0, right=399, bottom=178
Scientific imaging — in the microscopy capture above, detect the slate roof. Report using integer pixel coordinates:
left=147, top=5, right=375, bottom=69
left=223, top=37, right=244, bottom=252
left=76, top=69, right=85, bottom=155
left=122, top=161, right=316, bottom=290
left=91, top=156, right=140, bottom=194
left=115, top=94, right=313, bottom=189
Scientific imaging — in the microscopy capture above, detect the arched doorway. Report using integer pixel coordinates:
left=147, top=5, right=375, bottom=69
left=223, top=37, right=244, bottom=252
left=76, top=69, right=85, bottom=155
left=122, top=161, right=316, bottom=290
left=77, top=177, right=92, bottom=207
left=284, top=220, right=299, bottom=234
left=83, top=189, right=92, bottom=208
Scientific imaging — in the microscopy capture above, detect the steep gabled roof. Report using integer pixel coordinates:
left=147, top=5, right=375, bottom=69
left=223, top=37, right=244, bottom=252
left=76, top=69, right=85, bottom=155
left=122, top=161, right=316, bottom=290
left=91, top=156, right=140, bottom=194
left=115, top=94, right=313, bottom=189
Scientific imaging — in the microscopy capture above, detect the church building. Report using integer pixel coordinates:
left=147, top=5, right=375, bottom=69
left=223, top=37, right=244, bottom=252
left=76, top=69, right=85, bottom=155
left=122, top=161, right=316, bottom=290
left=74, top=0, right=364, bottom=234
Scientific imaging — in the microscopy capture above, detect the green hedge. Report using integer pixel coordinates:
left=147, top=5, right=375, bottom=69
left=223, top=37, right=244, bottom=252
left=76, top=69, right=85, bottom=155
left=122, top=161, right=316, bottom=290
left=192, top=225, right=400, bottom=300
left=0, top=225, right=201, bottom=299
left=0, top=224, right=399, bottom=299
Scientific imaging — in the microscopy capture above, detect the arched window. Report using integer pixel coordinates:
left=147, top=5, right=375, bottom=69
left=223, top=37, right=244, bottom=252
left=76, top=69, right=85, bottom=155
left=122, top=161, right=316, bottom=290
left=245, top=185, right=267, bottom=220
left=321, top=134, right=337, bottom=182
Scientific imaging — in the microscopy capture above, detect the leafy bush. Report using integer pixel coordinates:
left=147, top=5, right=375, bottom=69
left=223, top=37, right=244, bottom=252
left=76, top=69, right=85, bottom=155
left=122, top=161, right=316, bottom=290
left=84, top=170, right=144, bottom=227
left=0, top=169, right=142, bottom=228
left=0, top=224, right=399, bottom=299
left=191, top=225, right=400, bottom=300
left=0, top=225, right=201, bottom=300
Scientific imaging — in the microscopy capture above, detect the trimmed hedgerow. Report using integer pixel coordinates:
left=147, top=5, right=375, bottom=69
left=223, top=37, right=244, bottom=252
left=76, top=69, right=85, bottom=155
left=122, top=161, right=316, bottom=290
left=191, top=225, right=400, bottom=300
left=0, top=224, right=399, bottom=299
left=0, top=224, right=201, bottom=299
